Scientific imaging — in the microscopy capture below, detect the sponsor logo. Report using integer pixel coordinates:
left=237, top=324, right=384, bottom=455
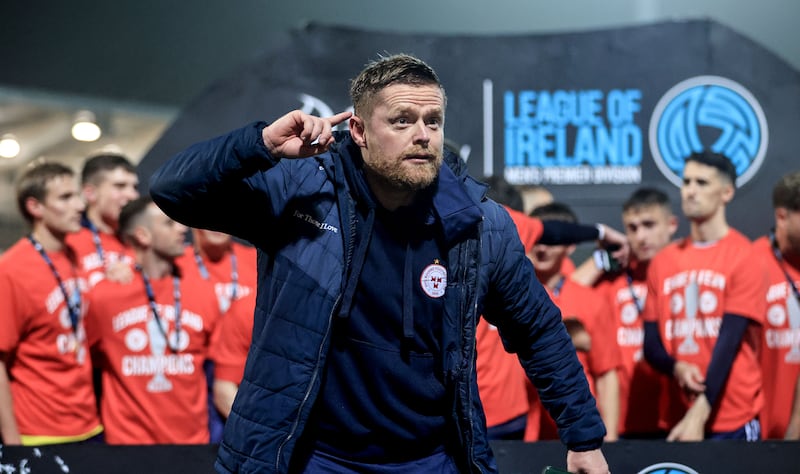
left=649, top=76, right=768, bottom=188
left=293, top=210, right=339, bottom=234
left=500, top=84, right=644, bottom=185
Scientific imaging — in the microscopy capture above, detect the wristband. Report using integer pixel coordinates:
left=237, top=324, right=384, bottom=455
left=595, top=223, right=605, bottom=241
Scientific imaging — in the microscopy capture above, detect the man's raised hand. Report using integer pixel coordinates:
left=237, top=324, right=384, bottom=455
left=262, top=110, right=353, bottom=159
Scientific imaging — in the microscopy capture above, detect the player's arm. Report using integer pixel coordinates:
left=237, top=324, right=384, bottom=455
left=666, top=313, right=750, bottom=441
left=0, top=356, right=21, bottom=445
left=785, top=372, right=800, bottom=440
left=594, top=368, right=620, bottom=441
left=213, top=379, right=239, bottom=420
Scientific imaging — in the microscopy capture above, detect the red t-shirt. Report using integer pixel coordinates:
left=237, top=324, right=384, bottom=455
left=475, top=318, right=529, bottom=428
left=525, top=278, right=621, bottom=441
left=505, top=207, right=543, bottom=253
left=175, top=242, right=257, bottom=315
left=85, top=269, right=220, bottom=444
left=598, top=260, right=663, bottom=435
left=505, top=207, right=575, bottom=273
left=67, top=226, right=134, bottom=288
left=209, top=291, right=256, bottom=384
left=472, top=208, right=539, bottom=432
left=753, top=236, right=800, bottom=439
left=0, top=238, right=101, bottom=444
left=644, top=229, right=766, bottom=433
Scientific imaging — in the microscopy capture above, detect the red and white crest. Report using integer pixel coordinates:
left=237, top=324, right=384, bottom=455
left=420, top=262, right=447, bottom=298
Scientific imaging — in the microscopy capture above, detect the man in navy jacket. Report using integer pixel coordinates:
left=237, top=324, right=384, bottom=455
left=150, top=53, right=609, bottom=474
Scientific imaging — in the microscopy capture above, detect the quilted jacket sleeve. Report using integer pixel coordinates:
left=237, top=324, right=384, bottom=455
left=480, top=202, right=606, bottom=451
left=149, top=121, right=287, bottom=245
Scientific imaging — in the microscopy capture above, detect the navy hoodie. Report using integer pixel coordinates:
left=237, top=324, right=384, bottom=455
left=310, top=154, right=451, bottom=463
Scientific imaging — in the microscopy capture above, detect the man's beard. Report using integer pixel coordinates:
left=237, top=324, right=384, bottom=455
left=364, top=149, right=443, bottom=192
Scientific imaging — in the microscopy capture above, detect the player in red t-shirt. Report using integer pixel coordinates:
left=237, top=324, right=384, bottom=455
left=523, top=202, right=622, bottom=442
left=754, top=171, right=800, bottom=439
left=175, top=228, right=257, bottom=441
left=0, top=162, right=102, bottom=445
left=573, top=188, right=678, bottom=438
left=84, top=197, right=220, bottom=444
left=176, top=229, right=257, bottom=315
left=643, top=151, right=766, bottom=441
left=208, top=290, right=256, bottom=419
left=66, top=154, right=139, bottom=287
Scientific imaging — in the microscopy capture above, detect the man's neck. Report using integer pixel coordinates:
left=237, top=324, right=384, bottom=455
left=690, top=212, right=729, bottom=243
left=137, top=251, right=175, bottom=279
left=30, top=224, right=66, bottom=252
left=363, top=171, right=417, bottom=211
left=537, top=270, right=565, bottom=291
left=86, top=208, right=115, bottom=234
left=197, top=243, right=229, bottom=263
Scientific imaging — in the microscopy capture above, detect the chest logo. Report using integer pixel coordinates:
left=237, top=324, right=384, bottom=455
left=420, top=261, right=447, bottom=298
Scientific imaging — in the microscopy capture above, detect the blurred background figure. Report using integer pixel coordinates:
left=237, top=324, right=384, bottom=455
left=524, top=202, right=621, bottom=442
left=68, top=153, right=139, bottom=287
left=85, top=197, right=220, bottom=444
left=753, top=170, right=800, bottom=439
left=0, top=162, right=101, bottom=445
left=573, top=187, right=678, bottom=438
left=644, top=151, right=766, bottom=441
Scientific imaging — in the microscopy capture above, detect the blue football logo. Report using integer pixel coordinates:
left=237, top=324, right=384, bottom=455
left=637, top=462, right=700, bottom=474
left=648, top=76, right=768, bottom=188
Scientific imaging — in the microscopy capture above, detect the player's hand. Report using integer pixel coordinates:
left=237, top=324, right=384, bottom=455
left=667, top=394, right=710, bottom=441
left=567, top=448, right=610, bottom=474
left=597, top=224, right=629, bottom=267
left=673, top=360, right=706, bottom=395
left=262, top=110, right=352, bottom=158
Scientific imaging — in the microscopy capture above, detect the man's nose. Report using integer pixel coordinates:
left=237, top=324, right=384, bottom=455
left=413, top=121, right=430, bottom=144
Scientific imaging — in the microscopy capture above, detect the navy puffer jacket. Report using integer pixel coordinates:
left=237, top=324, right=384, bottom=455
left=150, top=122, right=604, bottom=473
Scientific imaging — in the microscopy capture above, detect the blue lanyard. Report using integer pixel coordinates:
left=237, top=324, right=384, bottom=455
left=137, top=265, right=182, bottom=353
left=193, top=246, right=238, bottom=304
left=552, top=276, right=566, bottom=297
left=28, top=235, right=81, bottom=334
left=86, top=219, right=105, bottom=264
left=626, top=269, right=644, bottom=314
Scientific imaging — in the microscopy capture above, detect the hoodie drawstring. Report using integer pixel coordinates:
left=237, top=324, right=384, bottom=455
left=402, top=243, right=415, bottom=339
left=337, top=208, right=375, bottom=320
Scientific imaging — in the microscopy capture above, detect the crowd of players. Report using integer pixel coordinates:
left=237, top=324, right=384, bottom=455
left=0, top=150, right=798, bottom=446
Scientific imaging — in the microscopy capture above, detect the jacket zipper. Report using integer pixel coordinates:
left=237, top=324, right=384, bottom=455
left=274, top=293, right=341, bottom=471
left=275, top=173, right=356, bottom=472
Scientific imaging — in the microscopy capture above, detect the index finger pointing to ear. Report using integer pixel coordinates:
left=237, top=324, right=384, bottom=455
left=326, top=111, right=353, bottom=127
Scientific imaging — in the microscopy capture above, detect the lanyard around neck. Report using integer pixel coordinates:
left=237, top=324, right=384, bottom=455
left=626, top=269, right=644, bottom=314
left=28, top=235, right=81, bottom=334
left=86, top=219, right=106, bottom=264
left=137, top=265, right=182, bottom=353
left=193, top=246, right=238, bottom=304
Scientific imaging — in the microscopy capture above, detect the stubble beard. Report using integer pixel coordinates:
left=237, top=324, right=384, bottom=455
left=365, top=150, right=444, bottom=192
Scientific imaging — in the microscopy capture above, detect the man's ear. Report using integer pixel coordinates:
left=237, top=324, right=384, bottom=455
left=667, top=214, right=679, bottom=237
left=721, top=182, right=735, bottom=204
left=566, top=243, right=577, bottom=256
left=349, top=116, right=366, bottom=147
left=25, top=197, right=44, bottom=220
left=775, top=207, right=788, bottom=232
left=131, top=225, right=151, bottom=248
left=82, top=183, right=98, bottom=205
